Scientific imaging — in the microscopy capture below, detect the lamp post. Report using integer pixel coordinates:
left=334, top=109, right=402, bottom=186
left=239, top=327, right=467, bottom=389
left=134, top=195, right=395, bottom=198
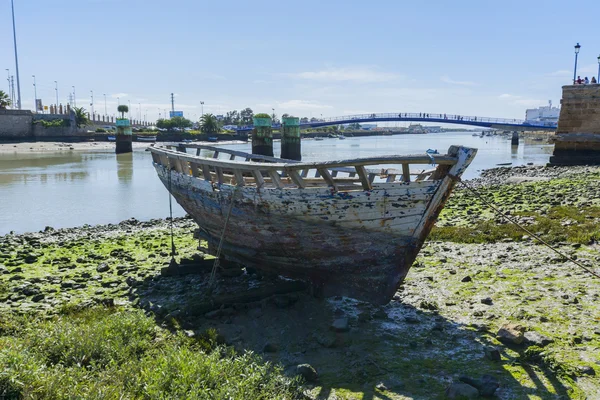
left=573, top=43, right=581, bottom=84
left=597, top=55, right=600, bottom=83
left=54, top=81, right=58, bottom=108
left=90, top=90, right=94, bottom=118
left=32, top=75, right=37, bottom=112
left=200, top=101, right=204, bottom=117
left=103, top=94, right=107, bottom=116
left=11, top=0, right=21, bottom=109
left=72, top=86, right=76, bottom=107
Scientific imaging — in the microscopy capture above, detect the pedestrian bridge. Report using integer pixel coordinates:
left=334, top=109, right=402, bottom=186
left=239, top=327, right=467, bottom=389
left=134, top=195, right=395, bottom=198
left=238, top=112, right=557, bottom=132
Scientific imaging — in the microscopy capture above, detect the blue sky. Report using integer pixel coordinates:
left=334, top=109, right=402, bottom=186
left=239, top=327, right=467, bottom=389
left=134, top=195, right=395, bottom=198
left=2, top=0, right=599, bottom=122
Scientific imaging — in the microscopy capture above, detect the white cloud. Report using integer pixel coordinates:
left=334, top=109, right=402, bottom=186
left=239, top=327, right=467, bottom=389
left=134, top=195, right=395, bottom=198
left=110, top=93, right=128, bottom=98
left=498, top=93, right=543, bottom=107
left=440, top=75, right=476, bottom=86
left=276, top=100, right=332, bottom=110
left=285, top=66, right=400, bottom=83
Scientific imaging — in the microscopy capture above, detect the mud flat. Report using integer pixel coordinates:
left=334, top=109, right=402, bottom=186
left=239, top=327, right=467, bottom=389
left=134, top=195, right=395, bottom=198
left=1, top=166, right=600, bottom=398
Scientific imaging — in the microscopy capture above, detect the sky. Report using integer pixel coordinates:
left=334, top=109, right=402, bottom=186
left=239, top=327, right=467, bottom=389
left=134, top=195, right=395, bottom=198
left=2, top=0, right=599, bottom=123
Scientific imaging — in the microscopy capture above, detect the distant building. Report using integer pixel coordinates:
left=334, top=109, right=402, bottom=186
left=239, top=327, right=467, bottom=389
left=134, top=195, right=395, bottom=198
left=424, top=126, right=442, bottom=133
left=360, top=123, right=377, bottom=130
left=408, top=124, right=425, bottom=134
left=525, top=101, right=559, bottom=125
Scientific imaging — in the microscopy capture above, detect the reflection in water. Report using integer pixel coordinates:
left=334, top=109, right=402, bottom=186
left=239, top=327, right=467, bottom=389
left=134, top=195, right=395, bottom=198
left=116, top=152, right=134, bottom=184
left=0, top=133, right=555, bottom=234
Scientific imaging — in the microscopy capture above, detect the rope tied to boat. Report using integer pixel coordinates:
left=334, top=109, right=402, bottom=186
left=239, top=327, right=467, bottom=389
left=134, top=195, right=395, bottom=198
left=208, top=186, right=239, bottom=289
left=167, top=160, right=177, bottom=268
left=447, top=173, right=600, bottom=280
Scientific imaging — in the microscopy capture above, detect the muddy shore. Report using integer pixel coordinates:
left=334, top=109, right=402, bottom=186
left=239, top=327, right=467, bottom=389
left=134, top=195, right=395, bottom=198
left=1, top=165, right=599, bottom=398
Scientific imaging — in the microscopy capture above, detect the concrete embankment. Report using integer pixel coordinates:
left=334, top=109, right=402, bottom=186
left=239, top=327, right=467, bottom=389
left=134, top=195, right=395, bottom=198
left=1, top=166, right=600, bottom=398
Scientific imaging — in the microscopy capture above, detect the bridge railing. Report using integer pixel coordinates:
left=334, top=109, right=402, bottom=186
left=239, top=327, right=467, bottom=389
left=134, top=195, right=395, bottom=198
left=301, top=112, right=528, bottom=126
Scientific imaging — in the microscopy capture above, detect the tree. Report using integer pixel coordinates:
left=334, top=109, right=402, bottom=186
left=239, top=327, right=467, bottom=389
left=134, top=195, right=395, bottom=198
left=117, top=105, right=129, bottom=118
left=0, top=91, right=11, bottom=109
left=200, top=113, right=220, bottom=134
left=171, top=116, right=192, bottom=130
left=73, top=107, right=90, bottom=128
left=156, top=118, right=174, bottom=131
left=240, top=107, right=254, bottom=125
left=300, top=117, right=309, bottom=124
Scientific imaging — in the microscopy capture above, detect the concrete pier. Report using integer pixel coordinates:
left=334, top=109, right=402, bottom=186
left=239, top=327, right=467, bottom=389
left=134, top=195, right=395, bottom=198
left=281, top=116, right=301, bottom=160
left=550, top=85, right=600, bottom=165
left=511, top=131, right=519, bottom=146
left=252, top=115, right=273, bottom=157
left=115, top=118, right=132, bottom=154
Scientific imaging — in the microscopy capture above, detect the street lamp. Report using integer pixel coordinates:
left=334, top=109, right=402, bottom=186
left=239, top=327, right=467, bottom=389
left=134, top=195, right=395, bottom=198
left=200, top=101, right=204, bottom=117
left=573, top=43, right=581, bottom=83
left=11, top=0, right=21, bottom=109
left=103, top=94, right=107, bottom=116
left=72, top=86, right=76, bottom=107
left=597, top=55, right=600, bottom=83
left=90, top=90, right=94, bottom=118
left=32, top=75, right=37, bottom=112
left=54, top=81, right=58, bottom=108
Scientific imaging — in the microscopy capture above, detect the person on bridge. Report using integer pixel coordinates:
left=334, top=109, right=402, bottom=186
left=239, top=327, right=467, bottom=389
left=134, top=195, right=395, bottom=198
left=584, top=77, right=590, bottom=85
left=576, top=76, right=583, bottom=84
left=592, top=77, right=598, bottom=84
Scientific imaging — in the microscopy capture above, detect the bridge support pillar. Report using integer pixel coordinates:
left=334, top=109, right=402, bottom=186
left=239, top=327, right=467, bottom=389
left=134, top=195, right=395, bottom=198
left=550, top=85, right=600, bottom=165
left=511, top=131, right=519, bottom=146
left=281, top=116, right=301, bottom=160
left=252, top=115, right=273, bottom=157
left=115, top=117, right=132, bottom=154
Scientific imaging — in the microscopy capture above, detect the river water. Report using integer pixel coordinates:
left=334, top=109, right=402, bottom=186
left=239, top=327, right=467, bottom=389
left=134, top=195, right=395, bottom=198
left=0, top=132, right=553, bottom=235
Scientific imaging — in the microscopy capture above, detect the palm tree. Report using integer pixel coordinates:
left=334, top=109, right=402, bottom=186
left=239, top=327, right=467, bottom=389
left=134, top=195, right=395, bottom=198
left=200, top=113, right=219, bottom=135
left=73, top=107, right=90, bottom=128
left=117, top=105, right=129, bottom=119
left=0, top=90, right=11, bottom=109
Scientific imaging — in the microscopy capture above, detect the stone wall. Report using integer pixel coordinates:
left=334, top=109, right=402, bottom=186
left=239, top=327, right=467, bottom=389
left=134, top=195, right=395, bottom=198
left=0, top=110, right=33, bottom=138
left=0, top=109, right=86, bottom=140
left=550, top=85, right=600, bottom=165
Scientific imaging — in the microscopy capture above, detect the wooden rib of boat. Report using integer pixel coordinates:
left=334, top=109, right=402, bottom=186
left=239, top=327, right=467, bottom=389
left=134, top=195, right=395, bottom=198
left=148, top=144, right=477, bottom=304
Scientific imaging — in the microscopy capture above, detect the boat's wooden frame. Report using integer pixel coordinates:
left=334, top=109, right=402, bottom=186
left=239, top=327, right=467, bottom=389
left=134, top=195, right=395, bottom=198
left=148, top=144, right=476, bottom=304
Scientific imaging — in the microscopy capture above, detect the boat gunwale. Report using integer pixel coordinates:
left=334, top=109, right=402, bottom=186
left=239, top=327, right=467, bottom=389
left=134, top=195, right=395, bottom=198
left=149, top=145, right=459, bottom=172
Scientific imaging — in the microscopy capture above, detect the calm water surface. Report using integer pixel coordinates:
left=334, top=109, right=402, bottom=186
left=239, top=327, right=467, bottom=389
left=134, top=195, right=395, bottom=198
left=0, top=132, right=553, bottom=234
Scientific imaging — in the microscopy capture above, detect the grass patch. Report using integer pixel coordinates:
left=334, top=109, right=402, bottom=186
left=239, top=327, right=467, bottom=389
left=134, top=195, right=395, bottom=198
left=0, top=307, right=301, bottom=399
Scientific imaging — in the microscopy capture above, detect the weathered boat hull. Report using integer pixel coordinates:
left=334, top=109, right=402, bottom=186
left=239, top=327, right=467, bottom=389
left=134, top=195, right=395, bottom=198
left=155, top=162, right=457, bottom=304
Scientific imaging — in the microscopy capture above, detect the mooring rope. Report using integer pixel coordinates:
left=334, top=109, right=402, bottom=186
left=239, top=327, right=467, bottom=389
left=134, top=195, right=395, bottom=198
left=448, top=174, right=600, bottom=280
left=208, top=187, right=238, bottom=288
left=167, top=162, right=177, bottom=265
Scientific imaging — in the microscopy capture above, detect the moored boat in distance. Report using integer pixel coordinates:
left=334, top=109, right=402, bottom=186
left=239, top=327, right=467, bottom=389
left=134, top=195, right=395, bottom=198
left=137, top=135, right=157, bottom=142
left=148, top=144, right=477, bottom=304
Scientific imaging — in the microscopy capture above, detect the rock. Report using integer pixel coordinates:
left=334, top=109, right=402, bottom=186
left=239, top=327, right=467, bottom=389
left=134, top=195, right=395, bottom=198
left=331, top=317, right=350, bottom=332
left=61, top=280, right=76, bottom=289
left=263, top=342, right=278, bottom=353
left=24, top=254, right=38, bottom=264
left=460, top=374, right=500, bottom=397
left=578, top=366, right=596, bottom=376
left=485, top=347, right=501, bottom=361
left=296, top=364, right=318, bottom=383
left=204, top=309, right=222, bottom=319
left=314, top=332, right=337, bottom=348
left=31, top=293, right=45, bottom=302
left=372, top=309, right=388, bottom=319
left=404, top=316, right=419, bottom=324
left=480, top=297, right=493, bottom=305
left=524, top=331, right=553, bottom=347
left=272, top=294, right=297, bottom=309
left=461, top=275, right=472, bottom=282
left=96, top=263, right=110, bottom=273
left=8, top=275, right=24, bottom=281
left=497, top=323, right=525, bottom=345
left=445, top=382, right=479, bottom=399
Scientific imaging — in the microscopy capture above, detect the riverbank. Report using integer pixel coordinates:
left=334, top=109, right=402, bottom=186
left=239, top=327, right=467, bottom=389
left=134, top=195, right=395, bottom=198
left=1, top=166, right=599, bottom=398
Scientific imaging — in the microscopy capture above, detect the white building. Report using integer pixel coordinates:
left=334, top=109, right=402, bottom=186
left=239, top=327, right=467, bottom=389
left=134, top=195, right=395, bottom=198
left=525, top=101, right=560, bottom=125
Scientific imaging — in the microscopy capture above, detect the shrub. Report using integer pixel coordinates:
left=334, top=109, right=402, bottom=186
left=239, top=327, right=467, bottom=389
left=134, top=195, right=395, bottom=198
left=95, top=128, right=106, bottom=133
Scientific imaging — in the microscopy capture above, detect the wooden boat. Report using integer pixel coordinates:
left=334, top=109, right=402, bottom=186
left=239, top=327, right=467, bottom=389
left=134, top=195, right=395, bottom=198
left=148, top=144, right=477, bottom=304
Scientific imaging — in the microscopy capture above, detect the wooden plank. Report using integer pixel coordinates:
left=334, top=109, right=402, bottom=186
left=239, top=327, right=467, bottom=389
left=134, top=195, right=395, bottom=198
left=230, top=154, right=236, bottom=160
left=252, top=170, right=265, bottom=188
left=196, top=148, right=201, bottom=156
left=213, top=151, right=220, bottom=159
left=402, top=164, right=411, bottom=183
left=331, top=170, right=339, bottom=177
left=386, top=174, right=397, bottom=183
left=233, top=169, right=245, bottom=186
left=268, top=170, right=283, bottom=188
left=201, top=164, right=212, bottom=181
left=355, top=165, right=372, bottom=190
left=190, top=162, right=200, bottom=178
left=318, top=168, right=338, bottom=191
left=301, top=169, right=309, bottom=178
left=215, top=167, right=225, bottom=185
left=287, top=170, right=306, bottom=189
left=368, top=173, right=376, bottom=183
